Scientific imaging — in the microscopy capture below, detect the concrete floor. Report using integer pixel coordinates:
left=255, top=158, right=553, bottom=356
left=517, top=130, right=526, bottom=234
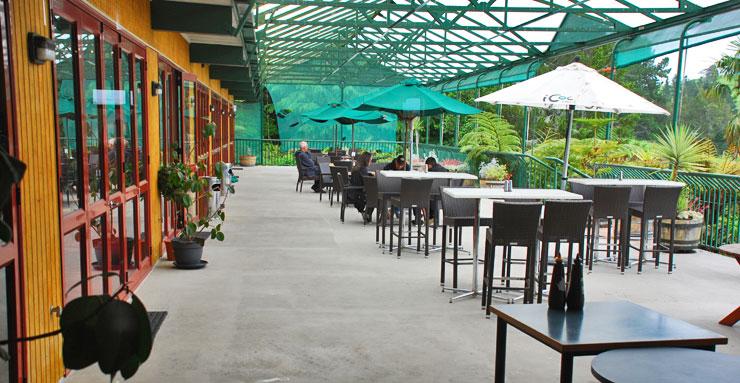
left=68, top=166, right=739, bottom=382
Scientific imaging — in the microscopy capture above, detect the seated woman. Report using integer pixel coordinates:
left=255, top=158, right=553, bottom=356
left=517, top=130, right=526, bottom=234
left=349, top=152, right=374, bottom=223
left=383, top=155, right=410, bottom=171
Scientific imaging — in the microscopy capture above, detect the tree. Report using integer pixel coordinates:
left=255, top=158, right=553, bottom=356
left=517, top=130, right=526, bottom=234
left=706, top=38, right=740, bottom=157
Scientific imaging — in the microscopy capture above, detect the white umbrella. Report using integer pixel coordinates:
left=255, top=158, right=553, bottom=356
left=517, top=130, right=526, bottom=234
left=476, top=61, right=669, bottom=189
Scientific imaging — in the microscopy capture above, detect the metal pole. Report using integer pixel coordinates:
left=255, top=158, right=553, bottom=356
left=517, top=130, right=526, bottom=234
left=522, top=107, right=529, bottom=153
left=561, top=105, right=575, bottom=190
left=351, top=123, right=355, bottom=157
left=259, top=87, right=265, bottom=165
left=439, top=113, right=444, bottom=145
left=425, top=116, right=430, bottom=144
left=673, top=19, right=704, bottom=130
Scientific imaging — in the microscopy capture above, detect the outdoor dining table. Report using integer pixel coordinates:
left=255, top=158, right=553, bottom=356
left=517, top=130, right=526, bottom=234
left=379, top=170, right=478, bottom=185
left=489, top=300, right=728, bottom=383
left=590, top=347, right=740, bottom=383
left=568, top=178, right=685, bottom=203
left=441, top=187, right=582, bottom=302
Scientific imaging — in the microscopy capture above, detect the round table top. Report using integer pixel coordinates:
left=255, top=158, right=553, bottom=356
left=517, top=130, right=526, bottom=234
left=591, top=348, right=740, bottom=383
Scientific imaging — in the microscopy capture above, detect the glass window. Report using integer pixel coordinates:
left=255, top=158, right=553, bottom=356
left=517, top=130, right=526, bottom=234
left=54, top=15, right=82, bottom=214
left=121, top=52, right=133, bottom=187
left=135, top=59, right=145, bottom=182
left=104, top=42, right=120, bottom=193
left=125, top=199, right=137, bottom=278
left=183, top=80, right=195, bottom=163
left=138, top=194, right=149, bottom=261
left=110, top=206, right=122, bottom=293
left=81, top=31, right=103, bottom=205
left=0, top=267, right=12, bottom=382
left=63, top=229, right=84, bottom=302
left=89, top=215, right=104, bottom=296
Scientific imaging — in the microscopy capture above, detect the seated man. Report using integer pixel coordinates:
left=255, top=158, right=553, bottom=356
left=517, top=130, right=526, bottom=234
left=425, top=157, right=448, bottom=172
left=383, top=155, right=411, bottom=171
left=296, top=141, right=321, bottom=192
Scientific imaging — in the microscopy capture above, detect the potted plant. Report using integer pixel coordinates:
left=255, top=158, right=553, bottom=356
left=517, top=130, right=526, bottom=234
left=653, top=124, right=714, bottom=252
left=240, top=147, right=257, bottom=167
left=158, top=159, right=230, bottom=267
left=478, top=158, right=510, bottom=188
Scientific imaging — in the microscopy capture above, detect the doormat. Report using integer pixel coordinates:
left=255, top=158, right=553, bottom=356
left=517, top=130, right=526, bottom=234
left=147, top=311, right=168, bottom=339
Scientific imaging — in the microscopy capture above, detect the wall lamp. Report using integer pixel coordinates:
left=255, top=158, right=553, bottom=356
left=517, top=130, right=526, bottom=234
left=210, top=104, right=215, bottom=113
left=151, top=81, right=162, bottom=96
left=28, top=33, right=55, bottom=64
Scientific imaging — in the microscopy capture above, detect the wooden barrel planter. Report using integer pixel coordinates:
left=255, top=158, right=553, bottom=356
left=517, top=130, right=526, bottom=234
left=240, top=155, right=257, bottom=167
left=660, top=216, right=703, bottom=252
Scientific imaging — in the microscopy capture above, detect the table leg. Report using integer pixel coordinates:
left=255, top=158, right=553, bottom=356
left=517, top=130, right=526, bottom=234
left=560, top=353, right=574, bottom=383
left=495, top=317, right=507, bottom=383
left=451, top=198, right=481, bottom=302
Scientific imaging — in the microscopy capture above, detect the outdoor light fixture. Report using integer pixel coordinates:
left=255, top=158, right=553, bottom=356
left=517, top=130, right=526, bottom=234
left=151, top=81, right=162, bottom=96
left=210, top=104, right=215, bottom=112
left=232, top=104, right=237, bottom=113
left=27, top=33, right=55, bottom=64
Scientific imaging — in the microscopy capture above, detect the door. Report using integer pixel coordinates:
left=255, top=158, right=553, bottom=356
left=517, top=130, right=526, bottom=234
left=0, top=0, right=21, bottom=379
left=158, top=60, right=183, bottom=240
left=52, top=0, right=151, bottom=302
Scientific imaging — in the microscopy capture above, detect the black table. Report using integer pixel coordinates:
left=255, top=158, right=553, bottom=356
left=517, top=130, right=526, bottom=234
left=591, top=347, right=740, bottom=383
left=489, top=301, right=728, bottom=383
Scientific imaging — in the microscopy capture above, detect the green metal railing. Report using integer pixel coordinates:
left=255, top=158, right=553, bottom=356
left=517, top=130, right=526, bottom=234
left=595, top=163, right=740, bottom=251
left=543, top=157, right=592, bottom=179
left=235, top=138, right=403, bottom=166
left=486, top=152, right=561, bottom=189
left=418, top=143, right=467, bottom=163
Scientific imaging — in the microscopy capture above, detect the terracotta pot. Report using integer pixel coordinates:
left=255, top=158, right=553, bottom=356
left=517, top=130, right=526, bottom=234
left=660, top=216, right=703, bottom=252
left=240, top=155, right=256, bottom=167
left=92, top=237, right=135, bottom=267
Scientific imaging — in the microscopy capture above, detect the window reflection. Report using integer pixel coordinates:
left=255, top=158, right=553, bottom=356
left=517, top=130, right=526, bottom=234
left=63, top=229, right=83, bottom=301
left=122, top=52, right=133, bottom=187
left=104, top=42, right=120, bottom=193
left=54, top=15, right=82, bottom=213
left=89, top=215, right=104, bottom=295
left=82, top=31, right=103, bottom=204
left=135, top=59, right=145, bottom=182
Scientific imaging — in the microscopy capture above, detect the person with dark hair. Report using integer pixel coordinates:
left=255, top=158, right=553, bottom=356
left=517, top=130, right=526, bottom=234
left=383, top=155, right=410, bottom=171
left=425, top=157, right=448, bottom=172
left=349, top=152, right=374, bottom=222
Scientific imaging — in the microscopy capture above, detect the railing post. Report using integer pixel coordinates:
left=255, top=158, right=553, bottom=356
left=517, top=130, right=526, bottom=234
left=607, top=39, right=629, bottom=140
left=259, top=87, right=265, bottom=165
left=425, top=116, right=430, bottom=144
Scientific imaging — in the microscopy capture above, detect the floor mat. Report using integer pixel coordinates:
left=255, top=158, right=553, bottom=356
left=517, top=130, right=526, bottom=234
left=147, top=311, right=168, bottom=339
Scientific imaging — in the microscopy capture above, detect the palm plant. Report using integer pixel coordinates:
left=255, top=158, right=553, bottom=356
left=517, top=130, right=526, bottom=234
left=654, top=124, right=715, bottom=180
left=459, top=112, right=521, bottom=171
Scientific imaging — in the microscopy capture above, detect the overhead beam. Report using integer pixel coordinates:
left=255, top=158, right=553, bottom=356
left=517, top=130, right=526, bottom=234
left=210, top=65, right=254, bottom=82
left=190, top=44, right=247, bottom=66
left=151, top=0, right=234, bottom=35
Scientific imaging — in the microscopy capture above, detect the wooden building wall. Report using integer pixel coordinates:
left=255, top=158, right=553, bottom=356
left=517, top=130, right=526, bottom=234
left=8, top=0, right=65, bottom=381
left=8, top=0, right=237, bottom=380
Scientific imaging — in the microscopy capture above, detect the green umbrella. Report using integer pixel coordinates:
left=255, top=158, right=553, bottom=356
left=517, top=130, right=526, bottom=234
left=348, top=78, right=480, bottom=165
left=303, top=103, right=392, bottom=155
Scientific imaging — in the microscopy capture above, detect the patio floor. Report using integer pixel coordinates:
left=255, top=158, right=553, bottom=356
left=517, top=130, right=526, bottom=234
left=69, top=166, right=739, bottom=382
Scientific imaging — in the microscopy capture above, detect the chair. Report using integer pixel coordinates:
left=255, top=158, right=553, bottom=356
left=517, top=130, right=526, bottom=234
left=334, top=160, right=353, bottom=172
left=482, top=202, right=542, bottom=314
left=368, top=162, right=385, bottom=173
left=318, top=162, right=333, bottom=202
left=294, top=153, right=318, bottom=192
left=439, top=187, right=491, bottom=291
left=628, top=185, right=682, bottom=273
left=389, top=178, right=433, bottom=258
left=317, top=155, right=331, bottom=164
left=586, top=186, right=631, bottom=273
left=333, top=168, right=362, bottom=223
left=376, top=172, right=401, bottom=245
left=428, top=178, right=449, bottom=245
left=362, top=176, right=378, bottom=226
left=536, top=200, right=592, bottom=303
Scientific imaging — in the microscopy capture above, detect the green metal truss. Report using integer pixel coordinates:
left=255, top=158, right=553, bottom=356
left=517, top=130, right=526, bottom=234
left=251, top=0, right=740, bottom=87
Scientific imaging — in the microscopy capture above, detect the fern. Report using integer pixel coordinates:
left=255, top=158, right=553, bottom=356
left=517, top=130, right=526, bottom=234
left=459, top=112, right=521, bottom=171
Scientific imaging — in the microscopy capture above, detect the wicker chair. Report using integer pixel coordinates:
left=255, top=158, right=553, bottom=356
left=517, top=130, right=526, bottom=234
left=628, top=185, right=683, bottom=273
left=389, top=178, right=433, bottom=258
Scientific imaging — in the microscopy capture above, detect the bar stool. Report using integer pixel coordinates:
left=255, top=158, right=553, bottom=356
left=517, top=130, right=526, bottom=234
left=389, top=178, right=433, bottom=258
left=587, top=186, right=631, bottom=273
left=482, top=202, right=542, bottom=314
left=537, top=200, right=592, bottom=303
left=628, top=185, right=682, bottom=273
left=361, top=175, right=377, bottom=225
left=439, top=187, right=492, bottom=291
left=376, top=173, right=401, bottom=246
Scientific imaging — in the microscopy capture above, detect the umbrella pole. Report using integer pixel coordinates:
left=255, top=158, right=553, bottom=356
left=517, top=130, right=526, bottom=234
left=407, top=119, right=413, bottom=170
left=561, top=105, right=575, bottom=190
left=351, top=123, right=355, bottom=158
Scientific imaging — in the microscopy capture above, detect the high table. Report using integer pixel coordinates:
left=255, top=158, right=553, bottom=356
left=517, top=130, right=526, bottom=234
left=379, top=170, right=478, bottom=183
left=441, top=188, right=582, bottom=302
left=568, top=178, right=685, bottom=202
left=591, top=347, right=740, bottom=383
left=489, top=301, right=728, bottom=383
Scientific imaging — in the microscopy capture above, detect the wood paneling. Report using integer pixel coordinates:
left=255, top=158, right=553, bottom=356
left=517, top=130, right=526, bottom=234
left=146, top=47, right=163, bottom=262
left=8, top=0, right=65, bottom=381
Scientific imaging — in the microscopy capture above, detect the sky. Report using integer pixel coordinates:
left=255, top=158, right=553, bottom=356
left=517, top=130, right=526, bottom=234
left=666, top=36, right=737, bottom=79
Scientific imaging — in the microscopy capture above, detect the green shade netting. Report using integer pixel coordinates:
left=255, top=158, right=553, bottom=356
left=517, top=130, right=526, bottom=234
left=265, top=84, right=398, bottom=142
left=235, top=102, right=262, bottom=139
left=433, top=61, right=540, bottom=92
left=549, top=12, right=619, bottom=52
left=615, top=8, right=740, bottom=68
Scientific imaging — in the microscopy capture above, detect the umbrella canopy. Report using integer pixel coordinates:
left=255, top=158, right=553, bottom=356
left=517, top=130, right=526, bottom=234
left=349, top=78, right=480, bottom=164
left=475, top=61, right=669, bottom=189
left=349, top=78, right=480, bottom=119
left=303, top=102, right=389, bottom=125
left=476, top=62, right=669, bottom=115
